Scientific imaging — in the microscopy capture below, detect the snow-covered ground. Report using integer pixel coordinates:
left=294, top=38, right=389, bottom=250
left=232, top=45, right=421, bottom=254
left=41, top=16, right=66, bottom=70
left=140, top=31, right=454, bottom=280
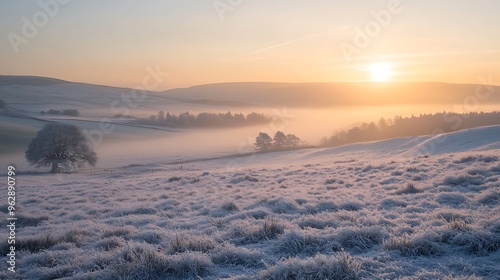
left=1, top=126, right=499, bottom=279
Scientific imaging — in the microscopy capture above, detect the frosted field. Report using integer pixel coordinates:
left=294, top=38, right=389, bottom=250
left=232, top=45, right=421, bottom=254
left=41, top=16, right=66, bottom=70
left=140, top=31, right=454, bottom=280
left=1, top=126, right=499, bottom=279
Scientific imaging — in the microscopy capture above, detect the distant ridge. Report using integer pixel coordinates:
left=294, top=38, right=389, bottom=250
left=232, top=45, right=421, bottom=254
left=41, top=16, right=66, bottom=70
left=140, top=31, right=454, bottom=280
left=0, top=75, right=70, bottom=86
left=1, top=75, right=500, bottom=108
left=161, top=81, right=500, bottom=107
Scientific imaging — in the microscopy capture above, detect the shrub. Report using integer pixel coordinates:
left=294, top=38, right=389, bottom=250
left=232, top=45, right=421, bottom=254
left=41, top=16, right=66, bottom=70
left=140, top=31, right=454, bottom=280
left=168, top=176, right=182, bottom=182
left=62, top=109, right=79, bottom=116
left=47, top=109, right=61, bottom=115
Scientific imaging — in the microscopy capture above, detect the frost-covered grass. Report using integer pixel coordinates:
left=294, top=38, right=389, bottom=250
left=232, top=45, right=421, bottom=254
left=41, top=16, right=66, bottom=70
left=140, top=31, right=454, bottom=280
left=1, top=141, right=499, bottom=279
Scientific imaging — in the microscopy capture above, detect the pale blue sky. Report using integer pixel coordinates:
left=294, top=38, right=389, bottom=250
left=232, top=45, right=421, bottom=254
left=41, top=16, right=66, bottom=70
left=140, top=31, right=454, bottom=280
left=1, top=0, right=500, bottom=89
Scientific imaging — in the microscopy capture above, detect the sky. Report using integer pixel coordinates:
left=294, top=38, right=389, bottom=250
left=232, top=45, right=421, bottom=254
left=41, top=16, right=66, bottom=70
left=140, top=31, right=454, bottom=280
left=1, top=0, right=500, bottom=90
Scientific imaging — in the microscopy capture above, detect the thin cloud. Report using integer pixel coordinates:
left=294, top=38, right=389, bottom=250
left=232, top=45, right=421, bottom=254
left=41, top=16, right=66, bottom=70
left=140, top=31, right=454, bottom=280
left=348, top=50, right=500, bottom=61
left=239, top=33, right=319, bottom=57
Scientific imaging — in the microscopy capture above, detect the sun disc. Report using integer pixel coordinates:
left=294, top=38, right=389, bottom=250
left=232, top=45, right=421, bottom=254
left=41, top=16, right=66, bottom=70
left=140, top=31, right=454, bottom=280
left=370, top=63, right=392, bottom=82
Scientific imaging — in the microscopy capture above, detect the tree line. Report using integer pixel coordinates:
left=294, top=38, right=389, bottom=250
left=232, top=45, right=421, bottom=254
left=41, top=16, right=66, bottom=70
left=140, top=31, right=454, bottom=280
left=138, top=111, right=270, bottom=128
left=41, top=109, right=80, bottom=116
left=254, top=131, right=302, bottom=151
left=322, top=111, right=500, bottom=147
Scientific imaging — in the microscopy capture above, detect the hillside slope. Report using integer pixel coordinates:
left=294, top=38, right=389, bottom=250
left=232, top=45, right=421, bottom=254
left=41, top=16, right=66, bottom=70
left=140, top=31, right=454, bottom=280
left=1, top=125, right=498, bottom=279
left=161, top=81, right=500, bottom=107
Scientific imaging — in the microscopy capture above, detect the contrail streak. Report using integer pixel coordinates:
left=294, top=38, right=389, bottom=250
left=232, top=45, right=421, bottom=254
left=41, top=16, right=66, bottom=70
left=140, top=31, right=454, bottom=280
left=239, top=33, right=319, bottom=57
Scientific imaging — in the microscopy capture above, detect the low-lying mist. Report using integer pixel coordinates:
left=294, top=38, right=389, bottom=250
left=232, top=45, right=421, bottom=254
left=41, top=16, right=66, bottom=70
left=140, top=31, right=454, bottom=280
left=5, top=104, right=498, bottom=171
left=93, top=104, right=498, bottom=168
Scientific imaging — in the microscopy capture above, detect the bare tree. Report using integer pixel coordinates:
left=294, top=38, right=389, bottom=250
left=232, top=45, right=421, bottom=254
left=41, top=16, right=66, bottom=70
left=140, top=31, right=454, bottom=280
left=255, top=132, right=273, bottom=151
left=25, top=123, right=97, bottom=173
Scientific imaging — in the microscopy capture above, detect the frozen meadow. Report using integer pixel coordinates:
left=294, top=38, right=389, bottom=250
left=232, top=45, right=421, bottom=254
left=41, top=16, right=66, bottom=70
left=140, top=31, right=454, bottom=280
left=1, top=125, right=499, bottom=279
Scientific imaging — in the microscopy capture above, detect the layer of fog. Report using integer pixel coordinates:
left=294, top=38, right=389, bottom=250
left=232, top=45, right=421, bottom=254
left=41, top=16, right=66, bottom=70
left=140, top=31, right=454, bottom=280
left=4, top=104, right=498, bottom=171
left=94, top=104, right=498, bottom=168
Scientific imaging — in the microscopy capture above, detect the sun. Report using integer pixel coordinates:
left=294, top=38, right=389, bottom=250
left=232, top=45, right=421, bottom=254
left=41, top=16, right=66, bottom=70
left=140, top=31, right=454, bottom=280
left=370, top=62, right=393, bottom=82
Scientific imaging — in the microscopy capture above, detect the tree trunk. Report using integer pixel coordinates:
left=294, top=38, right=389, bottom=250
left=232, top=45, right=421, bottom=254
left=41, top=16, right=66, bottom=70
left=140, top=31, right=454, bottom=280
left=51, top=162, right=59, bottom=173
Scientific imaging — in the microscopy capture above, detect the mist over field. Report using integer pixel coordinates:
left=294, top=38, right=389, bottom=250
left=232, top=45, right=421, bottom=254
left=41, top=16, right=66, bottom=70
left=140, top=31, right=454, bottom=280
left=1, top=78, right=498, bottom=170
left=2, top=1, right=500, bottom=279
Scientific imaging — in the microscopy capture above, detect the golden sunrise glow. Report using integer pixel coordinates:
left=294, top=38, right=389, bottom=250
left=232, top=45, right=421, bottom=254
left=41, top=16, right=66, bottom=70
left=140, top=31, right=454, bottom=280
left=1, top=2, right=500, bottom=89
left=370, top=63, right=393, bottom=82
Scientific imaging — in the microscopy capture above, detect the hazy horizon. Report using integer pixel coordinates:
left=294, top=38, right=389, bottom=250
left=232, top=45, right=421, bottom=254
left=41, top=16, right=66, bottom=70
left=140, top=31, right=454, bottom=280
left=2, top=1, right=500, bottom=90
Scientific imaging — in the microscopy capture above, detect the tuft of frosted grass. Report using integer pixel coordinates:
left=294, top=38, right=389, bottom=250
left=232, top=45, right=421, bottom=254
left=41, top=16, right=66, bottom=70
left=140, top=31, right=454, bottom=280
left=102, top=225, right=138, bottom=238
left=476, top=191, right=500, bottom=205
left=450, top=230, right=500, bottom=255
left=325, top=179, right=337, bottom=185
left=229, top=218, right=287, bottom=244
left=230, top=175, right=259, bottom=184
left=296, top=213, right=338, bottom=229
left=260, top=218, right=287, bottom=239
left=398, top=272, right=482, bottom=280
left=266, top=197, right=299, bottom=214
left=379, top=198, right=407, bottom=209
left=111, top=206, right=158, bottom=217
left=168, top=176, right=182, bottom=182
left=168, top=233, right=217, bottom=254
left=396, top=183, right=422, bottom=195
left=259, top=252, right=361, bottom=280
left=276, top=230, right=334, bottom=256
left=95, top=236, right=125, bottom=251
left=132, top=231, right=164, bottom=245
left=339, top=201, right=363, bottom=211
left=112, top=243, right=213, bottom=279
left=436, top=193, right=467, bottom=206
left=314, top=201, right=338, bottom=213
left=454, top=155, right=478, bottom=164
left=406, top=166, right=419, bottom=172
left=335, top=226, right=388, bottom=252
left=454, top=155, right=498, bottom=164
left=435, top=210, right=471, bottom=223
left=383, top=233, right=443, bottom=256
left=220, top=201, right=239, bottom=211
left=16, top=229, right=90, bottom=253
left=210, top=242, right=263, bottom=267
left=15, top=214, right=49, bottom=227
left=443, top=175, right=484, bottom=186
